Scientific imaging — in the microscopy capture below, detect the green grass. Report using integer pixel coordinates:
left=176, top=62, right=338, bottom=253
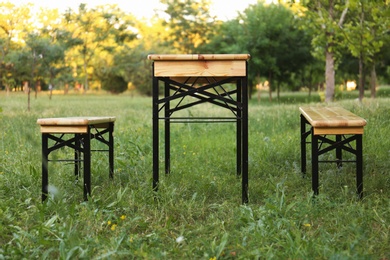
left=0, top=91, right=389, bottom=259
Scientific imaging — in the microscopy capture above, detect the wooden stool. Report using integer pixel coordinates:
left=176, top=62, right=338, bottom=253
left=37, top=117, right=115, bottom=201
left=300, top=107, right=367, bottom=198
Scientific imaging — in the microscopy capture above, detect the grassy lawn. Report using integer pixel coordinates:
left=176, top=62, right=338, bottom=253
left=0, top=90, right=389, bottom=259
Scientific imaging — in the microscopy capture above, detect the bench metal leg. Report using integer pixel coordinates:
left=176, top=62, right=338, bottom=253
left=74, top=134, right=81, bottom=179
left=109, top=123, right=114, bottom=179
left=300, top=114, right=307, bottom=175
left=311, top=129, right=319, bottom=196
left=42, top=134, right=49, bottom=202
left=356, top=134, right=363, bottom=199
left=83, top=131, right=91, bottom=201
left=336, top=135, right=342, bottom=168
left=242, top=75, right=249, bottom=204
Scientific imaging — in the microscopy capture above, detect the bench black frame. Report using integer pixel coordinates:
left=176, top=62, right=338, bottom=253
left=300, top=115, right=363, bottom=199
left=41, top=123, right=114, bottom=201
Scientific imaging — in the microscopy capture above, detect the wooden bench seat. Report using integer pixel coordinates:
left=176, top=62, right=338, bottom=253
left=299, top=107, right=367, bottom=198
left=37, top=117, right=115, bottom=201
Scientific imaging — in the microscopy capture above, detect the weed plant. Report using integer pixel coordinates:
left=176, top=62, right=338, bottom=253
left=0, top=91, right=389, bottom=259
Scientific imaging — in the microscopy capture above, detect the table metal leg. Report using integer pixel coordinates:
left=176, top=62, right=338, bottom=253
left=237, top=79, right=242, bottom=177
left=242, top=74, right=249, bottom=204
left=164, top=81, right=170, bottom=175
left=152, top=73, right=159, bottom=192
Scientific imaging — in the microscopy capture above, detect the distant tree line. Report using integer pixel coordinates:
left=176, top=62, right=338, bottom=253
left=0, top=0, right=389, bottom=102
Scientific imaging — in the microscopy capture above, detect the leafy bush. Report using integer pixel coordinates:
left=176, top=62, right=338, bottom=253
left=101, top=75, right=128, bottom=94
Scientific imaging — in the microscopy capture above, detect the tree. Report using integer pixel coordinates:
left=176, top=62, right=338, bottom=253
left=200, top=19, right=243, bottom=54
left=65, top=4, right=112, bottom=92
left=300, top=0, right=349, bottom=102
left=241, top=2, right=312, bottom=100
left=65, top=4, right=137, bottom=93
left=117, top=16, right=172, bottom=96
left=91, top=9, right=137, bottom=94
left=161, top=0, right=216, bottom=53
left=35, top=8, right=81, bottom=97
left=342, top=0, right=390, bottom=100
left=0, top=2, right=32, bottom=93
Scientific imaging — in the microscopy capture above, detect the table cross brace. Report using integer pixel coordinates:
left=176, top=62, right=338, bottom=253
left=157, top=77, right=241, bottom=113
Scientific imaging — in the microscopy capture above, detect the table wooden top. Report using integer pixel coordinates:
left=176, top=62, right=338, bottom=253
left=148, top=54, right=250, bottom=61
left=37, top=116, right=116, bottom=126
left=149, top=54, right=250, bottom=78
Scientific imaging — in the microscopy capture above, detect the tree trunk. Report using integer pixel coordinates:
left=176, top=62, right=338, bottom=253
left=83, top=60, right=88, bottom=93
left=358, top=52, right=364, bottom=101
left=325, top=49, right=335, bottom=102
left=83, top=48, right=89, bottom=93
left=370, top=64, right=377, bottom=98
left=358, top=4, right=365, bottom=102
left=27, top=83, right=31, bottom=112
left=268, top=72, right=272, bottom=102
left=249, top=84, right=253, bottom=99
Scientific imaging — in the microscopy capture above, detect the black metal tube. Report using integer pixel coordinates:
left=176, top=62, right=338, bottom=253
left=152, top=63, right=159, bottom=192
left=356, top=134, right=363, bottom=199
left=300, top=114, right=307, bottom=175
left=242, top=62, right=249, bottom=204
left=311, top=129, right=319, bottom=196
left=109, top=122, right=114, bottom=179
left=237, top=79, right=242, bottom=177
left=42, top=134, right=49, bottom=202
left=336, top=135, right=343, bottom=168
left=165, top=81, right=170, bottom=175
left=83, top=131, right=91, bottom=201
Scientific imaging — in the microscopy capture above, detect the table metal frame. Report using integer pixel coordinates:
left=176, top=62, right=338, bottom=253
left=150, top=55, right=249, bottom=203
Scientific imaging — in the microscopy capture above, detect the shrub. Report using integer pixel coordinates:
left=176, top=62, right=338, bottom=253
left=101, top=74, right=128, bottom=94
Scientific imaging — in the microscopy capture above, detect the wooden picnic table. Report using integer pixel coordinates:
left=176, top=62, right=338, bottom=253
left=148, top=54, right=251, bottom=203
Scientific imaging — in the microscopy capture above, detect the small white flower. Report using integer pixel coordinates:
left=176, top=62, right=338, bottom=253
left=176, top=236, right=185, bottom=244
left=48, top=184, right=59, bottom=199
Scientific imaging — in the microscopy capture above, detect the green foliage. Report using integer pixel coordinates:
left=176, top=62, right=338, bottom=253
left=0, top=0, right=390, bottom=97
left=115, top=44, right=153, bottom=96
left=1, top=92, right=389, bottom=258
left=240, top=3, right=313, bottom=93
left=101, top=74, right=128, bottom=94
left=161, top=0, right=216, bottom=53
left=199, top=19, right=242, bottom=54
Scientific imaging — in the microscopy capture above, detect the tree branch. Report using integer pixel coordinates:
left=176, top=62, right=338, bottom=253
left=338, top=0, right=349, bottom=28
